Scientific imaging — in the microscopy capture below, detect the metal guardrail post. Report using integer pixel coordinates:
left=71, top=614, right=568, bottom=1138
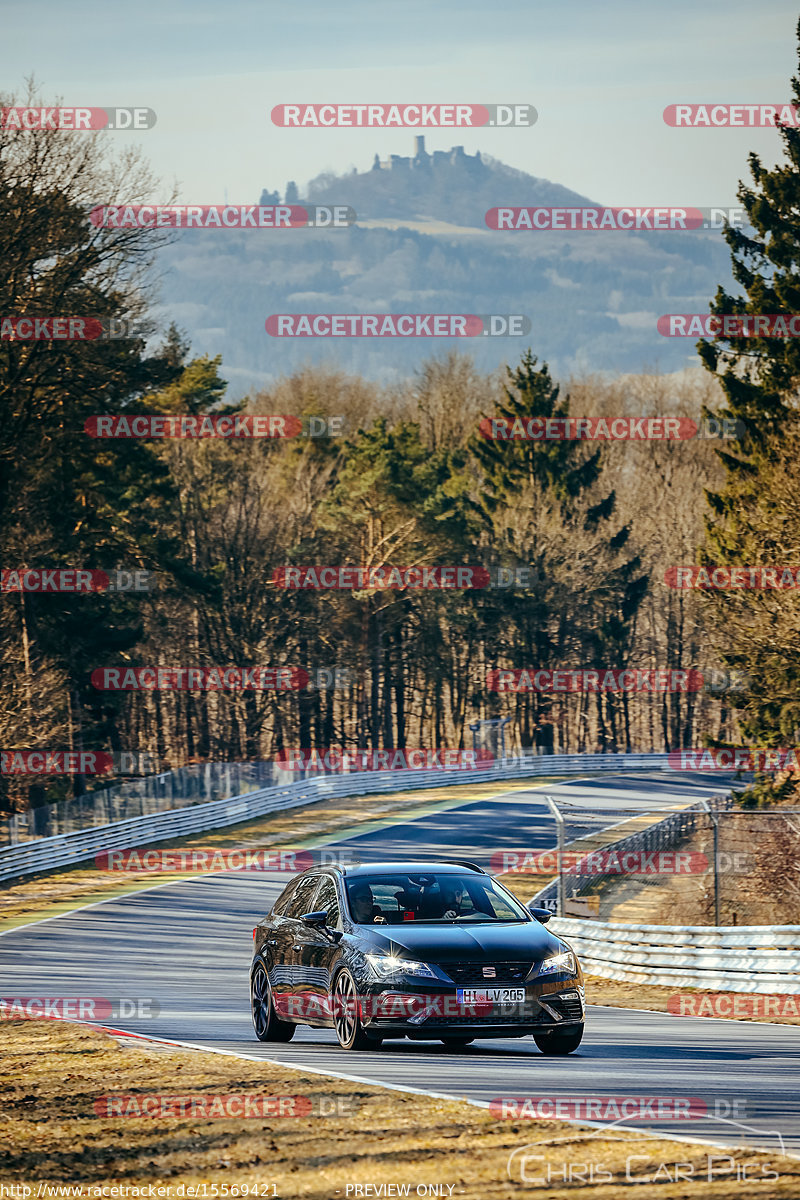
left=699, top=798, right=720, bottom=925
left=544, top=795, right=565, bottom=916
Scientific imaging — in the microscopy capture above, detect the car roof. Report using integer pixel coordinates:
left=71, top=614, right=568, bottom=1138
left=305, top=859, right=486, bottom=877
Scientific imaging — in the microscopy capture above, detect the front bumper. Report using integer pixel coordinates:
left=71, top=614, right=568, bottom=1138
left=357, top=977, right=585, bottom=1037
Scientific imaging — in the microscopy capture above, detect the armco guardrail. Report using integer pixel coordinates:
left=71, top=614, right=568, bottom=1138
left=0, top=751, right=675, bottom=884
left=551, top=917, right=800, bottom=993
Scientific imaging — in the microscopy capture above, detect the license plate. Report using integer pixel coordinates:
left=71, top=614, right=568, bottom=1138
left=456, top=987, right=526, bottom=1004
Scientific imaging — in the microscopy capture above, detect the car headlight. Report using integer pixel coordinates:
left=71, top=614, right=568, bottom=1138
left=365, top=954, right=438, bottom=980
left=538, top=949, right=577, bottom=977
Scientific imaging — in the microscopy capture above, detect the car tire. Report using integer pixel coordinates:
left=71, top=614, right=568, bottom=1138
left=251, top=961, right=296, bottom=1042
left=331, top=968, right=372, bottom=1050
left=440, top=1037, right=474, bottom=1049
left=533, top=1023, right=584, bottom=1055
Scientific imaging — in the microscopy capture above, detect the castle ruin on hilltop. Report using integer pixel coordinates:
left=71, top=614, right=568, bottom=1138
left=261, top=137, right=487, bottom=206
left=371, top=135, right=484, bottom=173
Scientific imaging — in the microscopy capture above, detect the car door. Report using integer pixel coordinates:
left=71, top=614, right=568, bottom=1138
left=278, top=873, right=326, bottom=1020
left=264, top=874, right=317, bottom=1017
left=290, top=873, right=343, bottom=1025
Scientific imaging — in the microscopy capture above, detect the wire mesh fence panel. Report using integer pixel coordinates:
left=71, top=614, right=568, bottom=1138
left=0, top=760, right=276, bottom=845
left=522, top=793, right=800, bottom=927
left=710, top=808, right=800, bottom=927
left=521, top=792, right=764, bottom=925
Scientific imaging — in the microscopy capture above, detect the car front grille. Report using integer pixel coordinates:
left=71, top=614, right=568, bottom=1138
left=442, top=961, right=532, bottom=986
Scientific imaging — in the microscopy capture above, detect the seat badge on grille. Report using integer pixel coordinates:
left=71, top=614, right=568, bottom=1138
left=482, top=966, right=496, bottom=978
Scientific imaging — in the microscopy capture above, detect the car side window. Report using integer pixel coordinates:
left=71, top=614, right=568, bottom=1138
left=283, top=874, right=321, bottom=919
left=271, top=878, right=299, bottom=916
left=312, top=874, right=341, bottom=929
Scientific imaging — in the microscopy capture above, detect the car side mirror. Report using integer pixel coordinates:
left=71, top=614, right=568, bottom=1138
left=301, top=910, right=344, bottom=942
left=528, top=905, right=553, bottom=924
left=301, top=910, right=328, bottom=926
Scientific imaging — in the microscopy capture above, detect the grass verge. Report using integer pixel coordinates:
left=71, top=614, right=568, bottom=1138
left=0, top=1019, right=797, bottom=1199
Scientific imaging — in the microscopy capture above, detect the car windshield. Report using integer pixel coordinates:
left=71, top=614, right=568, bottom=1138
left=344, top=872, right=528, bottom=924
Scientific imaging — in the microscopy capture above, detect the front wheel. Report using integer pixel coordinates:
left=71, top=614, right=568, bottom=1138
left=331, top=968, right=372, bottom=1050
left=251, top=962, right=296, bottom=1042
left=533, top=1023, right=584, bottom=1055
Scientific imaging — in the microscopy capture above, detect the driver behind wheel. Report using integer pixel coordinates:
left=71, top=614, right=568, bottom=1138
left=441, top=880, right=473, bottom=919
left=349, top=881, right=379, bottom=924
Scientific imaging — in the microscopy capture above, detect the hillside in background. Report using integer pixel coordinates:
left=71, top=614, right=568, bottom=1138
left=155, top=138, right=735, bottom=397
left=268, top=137, right=601, bottom=224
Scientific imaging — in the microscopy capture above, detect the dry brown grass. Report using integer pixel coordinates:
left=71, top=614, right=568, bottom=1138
left=0, top=1019, right=797, bottom=1199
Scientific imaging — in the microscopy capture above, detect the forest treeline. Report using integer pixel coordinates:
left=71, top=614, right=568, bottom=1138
left=4, top=58, right=800, bottom=814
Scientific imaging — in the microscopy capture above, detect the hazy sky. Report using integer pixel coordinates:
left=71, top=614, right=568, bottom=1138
left=4, top=0, right=799, bottom=208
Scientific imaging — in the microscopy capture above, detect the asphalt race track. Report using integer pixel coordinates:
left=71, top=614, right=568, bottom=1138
left=1, top=772, right=796, bottom=1156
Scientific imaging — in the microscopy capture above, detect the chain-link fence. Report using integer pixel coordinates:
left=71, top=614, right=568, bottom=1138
left=503, top=792, right=800, bottom=926
left=676, top=806, right=800, bottom=927
left=0, top=760, right=275, bottom=846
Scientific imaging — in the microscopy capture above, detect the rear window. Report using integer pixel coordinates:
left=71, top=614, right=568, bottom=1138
left=272, top=878, right=299, bottom=916
left=313, top=875, right=341, bottom=928
left=283, top=874, right=323, bottom=918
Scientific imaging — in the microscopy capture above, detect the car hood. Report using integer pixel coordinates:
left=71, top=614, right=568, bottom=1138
left=354, top=920, right=562, bottom=962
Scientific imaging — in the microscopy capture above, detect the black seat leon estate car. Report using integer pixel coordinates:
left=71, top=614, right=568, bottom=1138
left=250, top=859, right=585, bottom=1052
